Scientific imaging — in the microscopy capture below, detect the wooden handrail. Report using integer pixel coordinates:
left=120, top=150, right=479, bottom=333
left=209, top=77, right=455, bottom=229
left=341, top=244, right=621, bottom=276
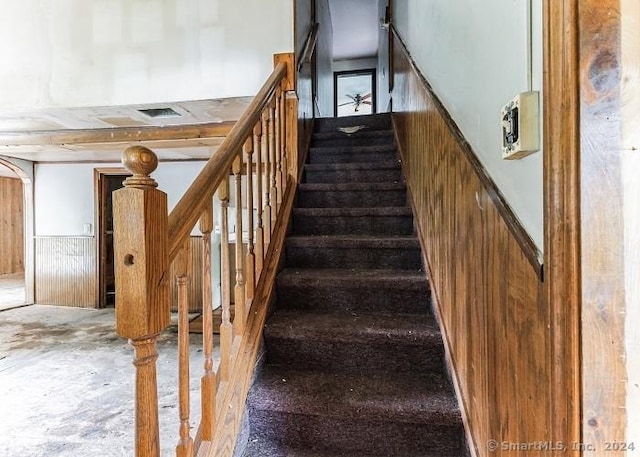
left=167, top=61, right=287, bottom=260
left=298, top=23, right=319, bottom=71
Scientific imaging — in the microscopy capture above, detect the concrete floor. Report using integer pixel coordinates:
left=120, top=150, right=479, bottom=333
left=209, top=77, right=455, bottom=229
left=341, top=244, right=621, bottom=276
left=0, top=304, right=214, bottom=456
left=0, top=273, right=26, bottom=311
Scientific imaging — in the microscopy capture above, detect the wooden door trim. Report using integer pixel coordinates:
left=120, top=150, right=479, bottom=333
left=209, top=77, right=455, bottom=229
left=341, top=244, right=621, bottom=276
left=542, top=0, right=582, bottom=448
left=0, top=158, right=35, bottom=304
left=94, top=168, right=130, bottom=308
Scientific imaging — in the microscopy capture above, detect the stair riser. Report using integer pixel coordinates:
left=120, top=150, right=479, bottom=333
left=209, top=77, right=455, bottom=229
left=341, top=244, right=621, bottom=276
left=304, top=169, right=402, bottom=183
left=276, top=282, right=430, bottom=314
left=248, top=411, right=463, bottom=456
left=311, top=136, right=394, bottom=148
left=297, top=190, right=407, bottom=208
left=292, top=215, right=414, bottom=236
left=308, top=151, right=396, bottom=164
left=264, top=337, right=444, bottom=374
left=285, top=246, right=422, bottom=270
left=314, top=114, right=392, bottom=132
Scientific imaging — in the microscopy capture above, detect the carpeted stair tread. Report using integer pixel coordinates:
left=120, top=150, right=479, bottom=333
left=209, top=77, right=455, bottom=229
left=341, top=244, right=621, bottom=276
left=276, top=268, right=431, bottom=314
left=242, top=437, right=465, bottom=457
left=286, top=235, right=420, bottom=249
left=311, top=129, right=395, bottom=147
left=265, top=310, right=441, bottom=347
left=249, top=368, right=461, bottom=426
left=277, top=267, right=428, bottom=287
left=264, top=310, right=444, bottom=373
left=293, top=206, right=412, bottom=217
left=298, top=181, right=406, bottom=192
left=304, top=160, right=401, bottom=172
left=313, top=114, right=392, bottom=132
left=297, top=182, right=407, bottom=208
left=309, top=144, right=397, bottom=155
left=303, top=162, right=402, bottom=183
left=242, top=437, right=379, bottom=457
left=292, top=207, right=415, bottom=236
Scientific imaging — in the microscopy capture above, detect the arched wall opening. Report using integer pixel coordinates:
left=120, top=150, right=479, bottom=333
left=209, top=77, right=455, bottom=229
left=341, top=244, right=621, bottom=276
left=0, top=158, right=34, bottom=305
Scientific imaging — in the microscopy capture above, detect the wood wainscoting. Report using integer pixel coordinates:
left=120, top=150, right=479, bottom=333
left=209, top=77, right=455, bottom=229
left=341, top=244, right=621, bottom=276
left=35, top=236, right=97, bottom=307
left=391, top=31, right=552, bottom=456
left=0, top=176, right=24, bottom=275
left=34, top=235, right=206, bottom=311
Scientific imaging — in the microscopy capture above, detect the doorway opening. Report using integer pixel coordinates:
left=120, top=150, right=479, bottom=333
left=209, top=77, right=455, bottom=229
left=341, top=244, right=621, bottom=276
left=95, top=170, right=130, bottom=308
left=0, top=162, right=27, bottom=311
left=334, top=69, right=377, bottom=117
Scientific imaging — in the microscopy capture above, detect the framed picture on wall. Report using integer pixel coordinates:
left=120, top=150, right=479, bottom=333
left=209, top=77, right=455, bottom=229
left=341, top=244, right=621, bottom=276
left=334, top=69, right=376, bottom=117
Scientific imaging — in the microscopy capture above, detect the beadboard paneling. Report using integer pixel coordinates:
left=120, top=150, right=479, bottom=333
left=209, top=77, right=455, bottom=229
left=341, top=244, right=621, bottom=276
left=391, top=31, right=552, bottom=456
left=0, top=176, right=24, bottom=275
left=35, top=236, right=97, bottom=307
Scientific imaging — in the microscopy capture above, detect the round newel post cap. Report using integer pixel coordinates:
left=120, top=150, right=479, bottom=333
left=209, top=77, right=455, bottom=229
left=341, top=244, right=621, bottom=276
left=122, top=146, right=159, bottom=188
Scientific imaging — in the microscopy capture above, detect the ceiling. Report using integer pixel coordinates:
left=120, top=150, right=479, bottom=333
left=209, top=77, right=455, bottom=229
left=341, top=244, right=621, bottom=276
left=328, top=0, right=380, bottom=61
left=0, top=97, right=252, bottom=163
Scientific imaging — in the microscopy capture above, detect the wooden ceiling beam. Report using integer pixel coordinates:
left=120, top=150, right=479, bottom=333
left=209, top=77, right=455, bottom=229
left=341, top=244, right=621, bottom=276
left=0, top=121, right=236, bottom=147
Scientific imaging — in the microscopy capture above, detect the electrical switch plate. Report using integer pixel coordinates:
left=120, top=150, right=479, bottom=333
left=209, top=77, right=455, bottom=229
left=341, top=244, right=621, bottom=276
left=501, top=91, right=540, bottom=159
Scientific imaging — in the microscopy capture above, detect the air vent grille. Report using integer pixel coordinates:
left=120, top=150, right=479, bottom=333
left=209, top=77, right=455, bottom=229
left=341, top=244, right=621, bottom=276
left=138, top=107, right=181, bottom=118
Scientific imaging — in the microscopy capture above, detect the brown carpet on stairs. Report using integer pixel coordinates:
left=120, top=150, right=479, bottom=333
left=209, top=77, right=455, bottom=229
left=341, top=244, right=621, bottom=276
left=240, top=113, right=468, bottom=457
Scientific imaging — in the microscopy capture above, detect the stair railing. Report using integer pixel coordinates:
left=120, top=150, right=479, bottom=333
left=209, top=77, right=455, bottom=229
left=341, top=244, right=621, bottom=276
left=112, top=53, right=296, bottom=457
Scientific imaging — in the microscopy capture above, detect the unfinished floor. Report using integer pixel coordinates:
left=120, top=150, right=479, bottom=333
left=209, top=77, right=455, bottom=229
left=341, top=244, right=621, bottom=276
left=0, top=304, right=213, bottom=456
left=0, top=272, right=26, bottom=311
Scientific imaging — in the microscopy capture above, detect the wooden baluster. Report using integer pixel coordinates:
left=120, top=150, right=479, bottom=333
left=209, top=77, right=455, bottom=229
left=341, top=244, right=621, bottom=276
left=275, top=88, right=284, bottom=209
left=269, top=98, right=278, bottom=224
left=218, top=177, right=233, bottom=382
left=175, top=240, right=193, bottom=457
left=232, top=156, right=246, bottom=335
left=113, top=146, right=170, bottom=457
left=254, top=121, right=265, bottom=274
left=280, top=90, right=289, bottom=193
left=244, top=138, right=256, bottom=300
left=262, top=111, right=272, bottom=245
left=199, top=203, right=215, bottom=441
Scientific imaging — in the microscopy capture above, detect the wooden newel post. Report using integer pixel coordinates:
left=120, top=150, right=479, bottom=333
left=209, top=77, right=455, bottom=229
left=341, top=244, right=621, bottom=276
left=113, top=146, right=170, bottom=457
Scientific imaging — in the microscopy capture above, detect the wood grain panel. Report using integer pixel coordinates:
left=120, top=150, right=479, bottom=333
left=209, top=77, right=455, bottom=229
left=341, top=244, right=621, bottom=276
left=35, top=236, right=97, bottom=307
left=542, top=0, right=582, bottom=452
left=391, top=32, right=552, bottom=456
left=0, top=176, right=24, bottom=275
left=579, top=0, right=627, bottom=452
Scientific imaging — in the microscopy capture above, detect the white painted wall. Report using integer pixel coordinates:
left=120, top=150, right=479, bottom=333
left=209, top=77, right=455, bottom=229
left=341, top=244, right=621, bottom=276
left=316, top=0, right=335, bottom=118
left=34, top=162, right=207, bottom=236
left=377, top=0, right=391, bottom=113
left=0, top=0, right=293, bottom=112
left=333, top=58, right=378, bottom=73
left=393, top=0, right=544, bottom=250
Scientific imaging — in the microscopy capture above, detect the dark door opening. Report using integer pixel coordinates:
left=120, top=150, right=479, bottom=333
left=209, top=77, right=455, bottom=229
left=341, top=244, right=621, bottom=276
left=97, top=172, right=129, bottom=308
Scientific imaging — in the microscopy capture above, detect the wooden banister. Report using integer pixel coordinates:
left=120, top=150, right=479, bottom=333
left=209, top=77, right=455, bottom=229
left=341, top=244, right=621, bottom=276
left=167, top=61, right=287, bottom=261
left=113, top=52, right=296, bottom=457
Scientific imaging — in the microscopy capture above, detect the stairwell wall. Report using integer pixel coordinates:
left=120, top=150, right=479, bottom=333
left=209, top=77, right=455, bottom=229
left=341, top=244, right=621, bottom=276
left=391, top=31, right=550, bottom=457
left=392, top=0, right=544, bottom=252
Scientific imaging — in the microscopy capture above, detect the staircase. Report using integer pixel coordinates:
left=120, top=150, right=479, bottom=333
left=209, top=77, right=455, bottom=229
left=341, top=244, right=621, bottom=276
left=241, top=114, right=466, bottom=456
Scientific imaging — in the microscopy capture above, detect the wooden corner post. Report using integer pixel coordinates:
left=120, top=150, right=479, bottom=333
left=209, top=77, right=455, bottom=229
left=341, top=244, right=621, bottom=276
left=274, top=53, right=298, bottom=183
left=113, top=145, right=170, bottom=457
